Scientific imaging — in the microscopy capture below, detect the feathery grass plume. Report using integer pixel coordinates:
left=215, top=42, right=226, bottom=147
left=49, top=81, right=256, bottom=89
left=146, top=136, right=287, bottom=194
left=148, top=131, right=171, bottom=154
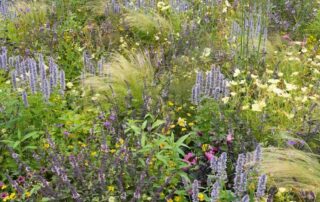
left=83, top=50, right=160, bottom=110
left=124, top=10, right=172, bottom=41
left=260, top=147, right=320, bottom=194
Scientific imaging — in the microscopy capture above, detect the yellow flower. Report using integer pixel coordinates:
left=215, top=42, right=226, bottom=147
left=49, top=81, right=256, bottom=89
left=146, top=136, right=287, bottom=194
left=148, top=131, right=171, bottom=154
left=168, top=101, right=174, bottom=106
left=170, top=124, right=176, bottom=128
left=198, top=193, right=205, bottom=201
left=90, top=151, right=97, bottom=157
left=116, top=138, right=124, bottom=148
left=166, top=199, right=173, bottom=202
left=188, top=122, right=194, bottom=127
left=202, top=144, right=209, bottom=152
left=108, top=186, right=115, bottom=192
left=110, top=149, right=116, bottom=154
left=174, top=196, right=182, bottom=202
left=177, top=117, right=186, bottom=127
left=25, top=191, right=31, bottom=198
left=9, top=193, right=16, bottom=200
left=181, top=128, right=187, bottom=132
left=44, top=143, right=50, bottom=149
left=251, top=100, right=266, bottom=112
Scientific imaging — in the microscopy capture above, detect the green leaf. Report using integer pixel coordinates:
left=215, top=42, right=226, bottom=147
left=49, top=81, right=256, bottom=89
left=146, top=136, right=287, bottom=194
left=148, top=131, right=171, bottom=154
left=141, top=132, right=146, bottom=147
left=151, top=120, right=165, bottom=130
left=176, top=134, right=190, bottom=146
left=22, top=131, right=40, bottom=142
left=141, top=120, right=148, bottom=130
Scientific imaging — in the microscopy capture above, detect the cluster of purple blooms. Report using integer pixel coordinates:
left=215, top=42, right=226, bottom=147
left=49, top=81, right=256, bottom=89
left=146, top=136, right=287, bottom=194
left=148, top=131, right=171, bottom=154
left=191, top=65, right=229, bottom=105
left=0, top=0, right=16, bottom=19
left=0, top=47, right=66, bottom=107
left=191, top=145, right=267, bottom=202
left=82, top=51, right=107, bottom=77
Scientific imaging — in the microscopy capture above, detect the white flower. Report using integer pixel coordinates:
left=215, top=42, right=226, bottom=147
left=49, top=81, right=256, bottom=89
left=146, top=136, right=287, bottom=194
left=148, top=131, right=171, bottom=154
left=266, top=69, right=273, bottom=74
left=251, top=74, right=258, bottom=79
left=251, top=100, right=266, bottom=112
left=284, top=81, right=297, bottom=91
left=66, top=82, right=73, bottom=89
left=233, top=69, right=241, bottom=77
left=222, top=97, right=230, bottom=104
left=241, top=105, right=249, bottom=110
left=225, top=0, right=231, bottom=7
left=229, top=81, right=239, bottom=86
left=202, top=48, right=211, bottom=57
left=267, top=79, right=280, bottom=84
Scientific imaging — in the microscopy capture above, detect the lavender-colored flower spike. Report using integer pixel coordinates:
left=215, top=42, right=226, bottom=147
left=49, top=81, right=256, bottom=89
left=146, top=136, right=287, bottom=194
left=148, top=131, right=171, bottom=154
left=11, top=70, right=17, bottom=89
left=22, top=91, right=29, bottom=107
left=234, top=153, right=246, bottom=194
left=60, top=70, right=65, bottom=95
left=43, top=79, right=50, bottom=102
left=238, top=172, right=248, bottom=195
left=29, top=62, right=37, bottom=94
left=256, top=174, right=267, bottom=197
left=210, top=156, right=218, bottom=173
left=210, top=181, right=220, bottom=202
left=241, top=194, right=250, bottom=202
left=217, top=152, right=227, bottom=180
left=254, top=144, right=262, bottom=163
left=1, top=47, right=8, bottom=70
left=192, top=180, right=199, bottom=202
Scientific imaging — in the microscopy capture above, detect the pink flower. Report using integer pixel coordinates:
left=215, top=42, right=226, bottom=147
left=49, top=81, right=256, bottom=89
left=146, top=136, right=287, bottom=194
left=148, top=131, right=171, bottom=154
left=226, top=132, right=234, bottom=144
left=183, top=152, right=197, bottom=166
left=205, top=151, right=214, bottom=161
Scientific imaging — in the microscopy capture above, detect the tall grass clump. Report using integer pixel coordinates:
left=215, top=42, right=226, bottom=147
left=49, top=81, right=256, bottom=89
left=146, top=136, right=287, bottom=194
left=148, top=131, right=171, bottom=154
left=124, top=11, right=173, bottom=42
left=83, top=50, right=163, bottom=113
left=260, top=147, right=320, bottom=194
